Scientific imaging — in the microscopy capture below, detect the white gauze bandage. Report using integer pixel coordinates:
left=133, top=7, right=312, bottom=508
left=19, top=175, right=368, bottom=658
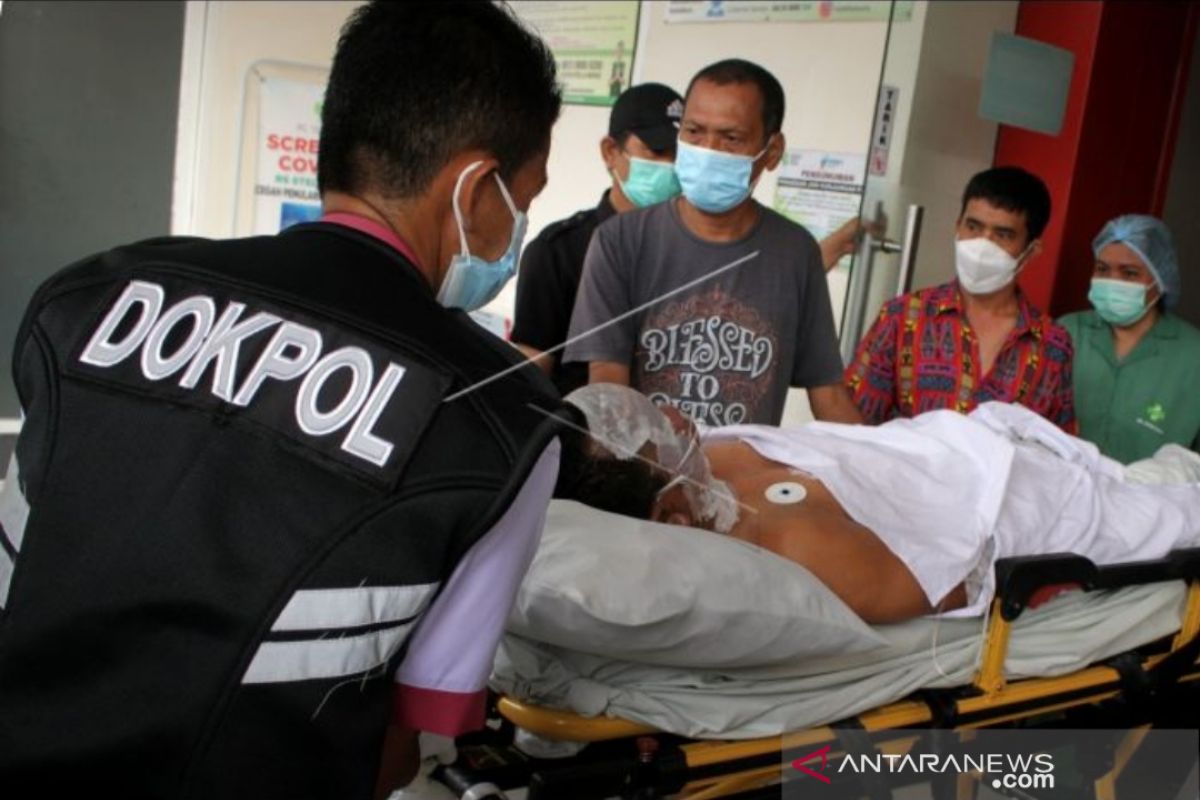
left=565, top=384, right=739, bottom=533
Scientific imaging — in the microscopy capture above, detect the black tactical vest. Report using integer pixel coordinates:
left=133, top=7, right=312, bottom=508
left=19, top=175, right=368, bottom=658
left=0, top=223, right=563, bottom=799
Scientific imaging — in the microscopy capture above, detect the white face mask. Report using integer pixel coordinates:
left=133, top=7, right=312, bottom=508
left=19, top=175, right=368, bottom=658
left=954, top=237, right=1029, bottom=294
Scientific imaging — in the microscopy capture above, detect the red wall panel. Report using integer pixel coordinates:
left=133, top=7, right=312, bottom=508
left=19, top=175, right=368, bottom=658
left=994, top=1, right=1197, bottom=317
left=994, top=1, right=1101, bottom=314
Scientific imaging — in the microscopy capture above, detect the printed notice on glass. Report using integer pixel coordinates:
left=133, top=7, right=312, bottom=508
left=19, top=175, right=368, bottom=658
left=251, top=71, right=327, bottom=235
left=772, top=150, right=866, bottom=268
left=510, top=1, right=641, bottom=106
left=664, top=1, right=912, bottom=24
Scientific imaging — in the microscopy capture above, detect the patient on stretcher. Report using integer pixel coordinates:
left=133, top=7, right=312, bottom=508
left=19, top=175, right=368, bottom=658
left=556, top=385, right=1200, bottom=624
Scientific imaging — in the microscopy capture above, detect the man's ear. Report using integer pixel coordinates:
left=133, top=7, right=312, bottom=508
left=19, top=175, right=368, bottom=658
left=652, top=484, right=696, bottom=528
left=599, top=135, right=621, bottom=173
left=1023, top=238, right=1043, bottom=264
left=451, top=156, right=498, bottom=233
left=650, top=502, right=693, bottom=528
left=762, top=130, right=786, bottom=171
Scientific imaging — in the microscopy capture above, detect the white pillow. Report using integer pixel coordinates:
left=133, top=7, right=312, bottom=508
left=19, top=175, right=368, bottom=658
left=507, top=500, right=888, bottom=668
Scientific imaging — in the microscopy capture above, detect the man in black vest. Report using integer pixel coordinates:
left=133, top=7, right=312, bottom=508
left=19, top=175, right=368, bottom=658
left=0, top=3, right=564, bottom=798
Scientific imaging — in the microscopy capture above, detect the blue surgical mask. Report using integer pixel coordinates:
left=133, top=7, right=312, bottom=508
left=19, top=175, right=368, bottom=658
left=674, top=138, right=769, bottom=214
left=437, top=161, right=528, bottom=311
left=615, top=154, right=681, bottom=208
left=1088, top=277, right=1153, bottom=326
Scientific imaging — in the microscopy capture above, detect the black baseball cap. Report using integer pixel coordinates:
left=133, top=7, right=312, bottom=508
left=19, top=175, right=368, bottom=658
left=608, top=82, right=684, bottom=153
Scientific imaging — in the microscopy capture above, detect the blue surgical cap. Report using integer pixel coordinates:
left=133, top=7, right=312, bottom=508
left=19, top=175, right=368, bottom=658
left=1092, top=214, right=1180, bottom=309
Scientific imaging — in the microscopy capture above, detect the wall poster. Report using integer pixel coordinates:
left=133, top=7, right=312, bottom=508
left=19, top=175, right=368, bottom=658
left=772, top=149, right=867, bottom=269
left=510, top=1, right=641, bottom=106
left=663, top=1, right=913, bottom=24
left=233, top=62, right=329, bottom=236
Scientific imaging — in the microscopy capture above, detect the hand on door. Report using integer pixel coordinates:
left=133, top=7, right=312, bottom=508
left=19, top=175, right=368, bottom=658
left=819, top=214, right=888, bottom=271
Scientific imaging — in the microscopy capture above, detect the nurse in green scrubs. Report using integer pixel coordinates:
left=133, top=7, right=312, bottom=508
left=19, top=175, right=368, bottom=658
left=1060, top=215, right=1200, bottom=463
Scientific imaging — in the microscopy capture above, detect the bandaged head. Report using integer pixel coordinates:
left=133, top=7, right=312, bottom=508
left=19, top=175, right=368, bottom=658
left=563, top=384, right=739, bottom=533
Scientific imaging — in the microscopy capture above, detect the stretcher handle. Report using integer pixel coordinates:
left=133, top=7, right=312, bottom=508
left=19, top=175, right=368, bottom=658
left=994, top=548, right=1200, bottom=621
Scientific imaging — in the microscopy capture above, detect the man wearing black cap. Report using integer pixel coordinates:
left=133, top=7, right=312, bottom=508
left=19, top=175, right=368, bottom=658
left=512, top=82, right=684, bottom=394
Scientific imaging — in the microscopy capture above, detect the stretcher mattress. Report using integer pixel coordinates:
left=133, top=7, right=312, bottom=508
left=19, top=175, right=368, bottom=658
left=492, top=580, right=1188, bottom=740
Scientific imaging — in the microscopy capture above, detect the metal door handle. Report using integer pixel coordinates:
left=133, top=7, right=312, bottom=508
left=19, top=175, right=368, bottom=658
left=838, top=203, right=924, bottom=364
left=895, top=204, right=923, bottom=296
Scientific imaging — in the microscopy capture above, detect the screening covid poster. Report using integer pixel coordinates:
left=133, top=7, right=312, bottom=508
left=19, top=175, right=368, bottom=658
left=250, top=70, right=327, bottom=235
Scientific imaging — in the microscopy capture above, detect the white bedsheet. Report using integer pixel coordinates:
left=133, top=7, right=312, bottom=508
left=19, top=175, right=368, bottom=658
left=704, top=403, right=1200, bottom=615
left=492, top=582, right=1188, bottom=739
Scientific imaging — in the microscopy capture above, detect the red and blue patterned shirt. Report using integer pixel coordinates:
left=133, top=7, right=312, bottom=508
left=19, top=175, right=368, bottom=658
left=845, top=280, right=1076, bottom=431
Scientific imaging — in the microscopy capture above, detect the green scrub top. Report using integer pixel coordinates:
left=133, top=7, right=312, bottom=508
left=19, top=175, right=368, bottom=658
left=1059, top=309, right=1200, bottom=464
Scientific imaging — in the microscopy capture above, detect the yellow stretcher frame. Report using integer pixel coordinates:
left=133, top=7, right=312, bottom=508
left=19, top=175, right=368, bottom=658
left=491, top=562, right=1200, bottom=800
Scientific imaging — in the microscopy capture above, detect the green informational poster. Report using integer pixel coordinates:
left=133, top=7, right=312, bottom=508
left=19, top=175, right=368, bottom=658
left=772, top=149, right=866, bottom=270
left=510, top=1, right=641, bottom=107
left=663, top=1, right=912, bottom=24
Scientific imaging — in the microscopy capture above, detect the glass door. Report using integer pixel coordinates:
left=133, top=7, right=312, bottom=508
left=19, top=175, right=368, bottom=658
left=838, top=0, right=1024, bottom=368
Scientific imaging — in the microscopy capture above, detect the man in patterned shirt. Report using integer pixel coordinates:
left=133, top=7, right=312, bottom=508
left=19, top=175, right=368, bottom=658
left=845, top=167, right=1075, bottom=431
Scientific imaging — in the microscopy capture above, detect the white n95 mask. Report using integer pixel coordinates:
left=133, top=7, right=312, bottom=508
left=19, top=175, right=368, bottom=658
left=954, top=237, right=1028, bottom=295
